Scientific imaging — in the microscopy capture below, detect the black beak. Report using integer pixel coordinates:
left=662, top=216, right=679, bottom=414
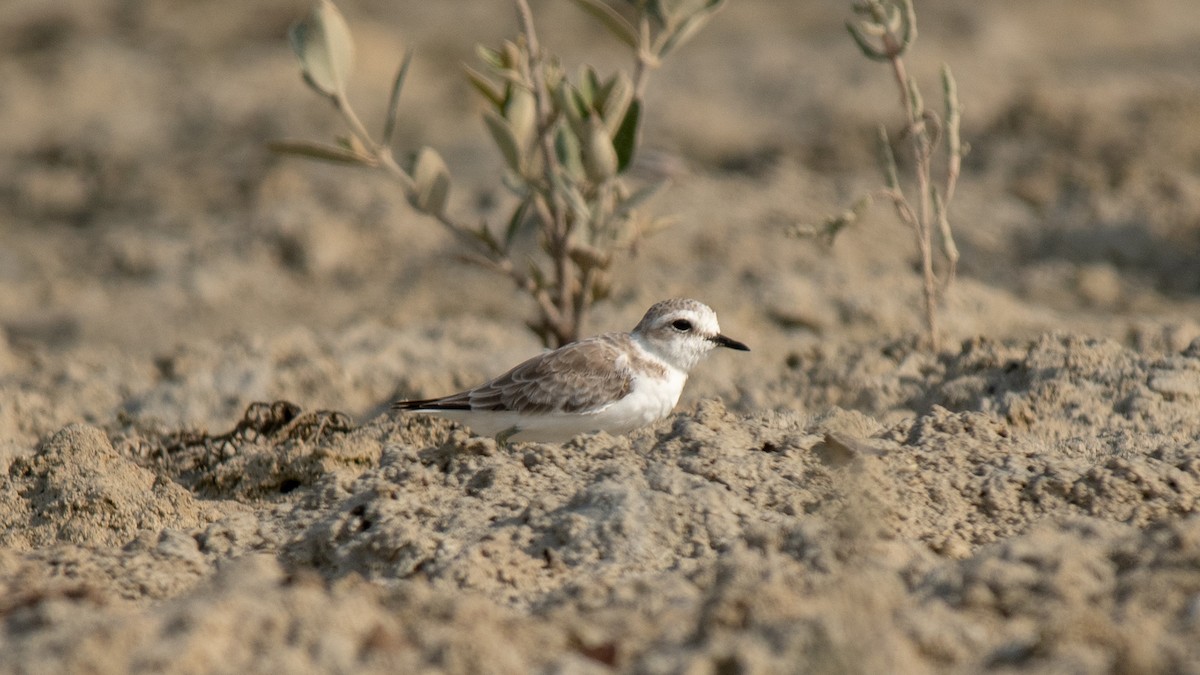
left=710, top=333, right=750, bottom=351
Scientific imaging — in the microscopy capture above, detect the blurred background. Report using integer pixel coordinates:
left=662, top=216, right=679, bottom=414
left=2, top=0, right=1199, bottom=422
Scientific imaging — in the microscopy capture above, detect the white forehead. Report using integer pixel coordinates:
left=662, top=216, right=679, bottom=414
left=635, top=298, right=720, bottom=334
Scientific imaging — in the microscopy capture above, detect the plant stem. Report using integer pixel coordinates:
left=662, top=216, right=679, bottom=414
left=515, top=0, right=575, bottom=345
left=332, top=83, right=569, bottom=336
left=633, top=16, right=655, bottom=97
left=885, top=47, right=939, bottom=350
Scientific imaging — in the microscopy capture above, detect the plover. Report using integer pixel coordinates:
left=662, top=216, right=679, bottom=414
left=392, top=298, right=749, bottom=444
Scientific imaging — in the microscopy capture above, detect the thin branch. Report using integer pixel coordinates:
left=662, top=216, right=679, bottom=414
left=333, top=93, right=381, bottom=156
left=633, top=15, right=657, bottom=97
left=514, top=0, right=573, bottom=321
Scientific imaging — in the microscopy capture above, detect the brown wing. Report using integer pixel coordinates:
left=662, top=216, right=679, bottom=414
left=395, top=333, right=634, bottom=414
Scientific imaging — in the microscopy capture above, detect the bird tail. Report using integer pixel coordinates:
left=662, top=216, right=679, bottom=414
left=391, top=396, right=471, bottom=412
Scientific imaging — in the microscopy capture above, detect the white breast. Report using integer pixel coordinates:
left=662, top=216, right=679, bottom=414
left=588, top=364, right=687, bottom=436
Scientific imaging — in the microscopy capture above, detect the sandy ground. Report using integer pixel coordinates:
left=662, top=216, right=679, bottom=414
left=3, top=0, right=1200, bottom=672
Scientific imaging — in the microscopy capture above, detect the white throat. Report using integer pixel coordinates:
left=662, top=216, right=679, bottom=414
left=633, top=332, right=706, bottom=374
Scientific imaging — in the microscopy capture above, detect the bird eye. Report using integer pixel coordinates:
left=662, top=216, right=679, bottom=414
left=671, top=319, right=693, bottom=332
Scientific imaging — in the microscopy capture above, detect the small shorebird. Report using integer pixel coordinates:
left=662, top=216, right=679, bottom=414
left=392, top=298, right=749, bottom=444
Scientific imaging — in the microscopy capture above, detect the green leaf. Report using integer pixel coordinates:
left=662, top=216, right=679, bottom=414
left=382, top=48, right=414, bottom=147
left=885, top=3, right=903, bottom=34
left=555, top=82, right=588, bottom=140
left=599, top=72, right=633, bottom=136
left=491, top=67, right=527, bottom=89
left=551, top=170, right=591, bottom=222
left=411, top=146, right=451, bottom=215
left=942, top=63, right=961, bottom=157
left=583, top=117, right=618, bottom=182
left=484, top=110, right=523, bottom=175
left=612, top=97, right=640, bottom=172
left=289, top=0, right=355, bottom=97
left=856, top=16, right=889, bottom=38
left=576, top=65, right=598, bottom=109
left=647, top=0, right=669, bottom=26
left=845, top=21, right=889, bottom=62
left=586, top=67, right=603, bottom=108
left=475, top=44, right=504, bottom=70
left=932, top=186, right=959, bottom=269
left=567, top=0, right=638, bottom=48
left=657, top=0, right=724, bottom=59
left=615, top=179, right=668, bottom=217
left=571, top=86, right=591, bottom=120
left=595, top=72, right=617, bottom=109
left=899, top=0, right=917, bottom=47
left=906, top=75, right=924, bottom=119
left=502, top=40, right=523, bottom=70
left=555, top=125, right=585, bottom=182
left=942, top=63, right=963, bottom=202
left=505, top=87, right=537, bottom=149
left=504, top=197, right=533, bottom=247
left=268, top=139, right=370, bottom=165
left=875, top=124, right=899, bottom=191
left=464, top=65, right=504, bottom=109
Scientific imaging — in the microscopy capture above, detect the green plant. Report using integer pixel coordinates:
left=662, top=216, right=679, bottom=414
left=795, top=0, right=964, bottom=351
left=273, top=0, right=724, bottom=347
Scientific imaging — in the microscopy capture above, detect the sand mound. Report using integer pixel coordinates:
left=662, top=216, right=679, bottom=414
left=4, top=0, right=1200, bottom=671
